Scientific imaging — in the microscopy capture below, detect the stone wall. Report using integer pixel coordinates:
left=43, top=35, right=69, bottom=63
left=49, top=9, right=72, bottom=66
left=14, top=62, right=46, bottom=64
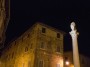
left=0, top=22, right=65, bottom=67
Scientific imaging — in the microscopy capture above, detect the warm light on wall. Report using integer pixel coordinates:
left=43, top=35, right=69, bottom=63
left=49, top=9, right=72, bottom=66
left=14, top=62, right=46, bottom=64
left=70, top=64, right=74, bottom=67
left=65, top=61, right=70, bottom=65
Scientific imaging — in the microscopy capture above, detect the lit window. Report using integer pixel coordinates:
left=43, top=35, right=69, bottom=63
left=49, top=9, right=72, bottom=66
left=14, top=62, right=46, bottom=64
left=57, top=33, right=60, bottom=38
left=42, top=28, right=46, bottom=33
left=39, top=60, right=44, bottom=67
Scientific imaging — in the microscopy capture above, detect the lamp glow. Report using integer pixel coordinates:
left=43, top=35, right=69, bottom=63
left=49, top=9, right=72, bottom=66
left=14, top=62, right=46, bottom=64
left=65, top=61, right=70, bottom=65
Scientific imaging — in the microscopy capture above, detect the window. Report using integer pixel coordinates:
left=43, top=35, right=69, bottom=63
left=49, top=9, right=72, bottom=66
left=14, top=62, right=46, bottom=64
left=56, top=64, right=60, bottom=67
left=22, top=63, right=25, bottom=67
left=57, top=33, right=60, bottom=38
left=27, top=34, right=30, bottom=38
left=12, top=52, right=14, bottom=59
left=40, top=42, right=44, bottom=49
left=82, top=59, right=85, bottom=64
left=42, top=28, right=46, bottom=33
left=56, top=46, right=60, bottom=52
left=7, top=55, right=9, bottom=60
left=15, top=41, right=16, bottom=45
left=22, top=37, right=24, bottom=42
left=30, top=43, right=33, bottom=49
left=47, top=41, right=51, bottom=49
left=25, top=47, right=28, bottom=52
left=6, top=55, right=8, bottom=60
left=39, top=60, right=44, bottom=67
left=9, top=54, right=10, bottom=59
left=28, top=61, right=31, bottom=67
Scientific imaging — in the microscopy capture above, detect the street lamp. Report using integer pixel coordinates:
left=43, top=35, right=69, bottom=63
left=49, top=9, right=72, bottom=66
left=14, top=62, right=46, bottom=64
left=65, top=61, right=70, bottom=66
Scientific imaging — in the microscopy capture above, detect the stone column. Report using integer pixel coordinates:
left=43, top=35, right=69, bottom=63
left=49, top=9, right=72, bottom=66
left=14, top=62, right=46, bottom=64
left=69, top=22, right=80, bottom=67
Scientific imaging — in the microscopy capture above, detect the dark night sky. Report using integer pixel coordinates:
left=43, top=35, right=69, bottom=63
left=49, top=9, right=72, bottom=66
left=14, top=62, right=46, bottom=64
left=5, top=0, right=90, bottom=57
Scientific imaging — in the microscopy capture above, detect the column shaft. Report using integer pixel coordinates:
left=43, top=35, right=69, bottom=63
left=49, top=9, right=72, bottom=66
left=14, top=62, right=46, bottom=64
left=72, top=36, right=80, bottom=67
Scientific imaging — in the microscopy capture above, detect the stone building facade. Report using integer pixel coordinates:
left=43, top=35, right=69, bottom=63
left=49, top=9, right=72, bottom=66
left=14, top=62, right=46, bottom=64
left=0, top=22, right=65, bottom=67
left=64, top=51, right=90, bottom=67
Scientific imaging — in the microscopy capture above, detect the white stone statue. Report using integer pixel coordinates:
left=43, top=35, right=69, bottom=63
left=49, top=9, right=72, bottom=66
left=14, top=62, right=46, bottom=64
left=70, top=22, right=79, bottom=38
left=70, top=22, right=76, bottom=31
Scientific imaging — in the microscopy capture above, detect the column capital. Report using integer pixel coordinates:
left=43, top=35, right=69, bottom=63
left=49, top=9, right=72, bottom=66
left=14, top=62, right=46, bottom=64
left=69, top=30, right=79, bottom=38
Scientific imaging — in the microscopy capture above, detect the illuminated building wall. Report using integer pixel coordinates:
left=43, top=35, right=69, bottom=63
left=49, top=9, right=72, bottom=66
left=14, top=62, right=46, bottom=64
left=0, top=22, right=65, bottom=67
